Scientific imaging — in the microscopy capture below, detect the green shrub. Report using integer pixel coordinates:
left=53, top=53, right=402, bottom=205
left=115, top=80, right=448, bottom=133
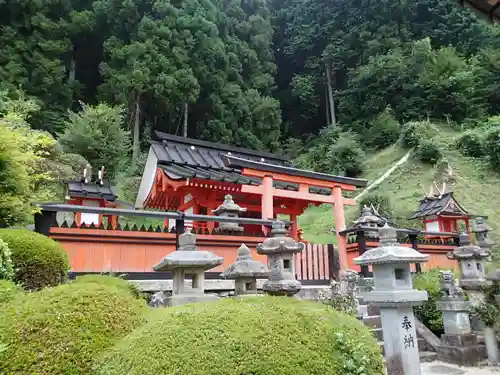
left=0, top=238, right=13, bottom=280
left=412, top=268, right=455, bottom=335
left=415, top=140, right=442, bottom=165
left=0, top=229, right=69, bottom=290
left=455, top=130, right=484, bottom=158
left=366, top=107, right=401, bottom=150
left=483, top=126, right=500, bottom=171
left=0, top=279, right=23, bottom=304
left=0, top=277, right=146, bottom=375
left=400, top=121, right=429, bottom=148
left=96, top=296, right=384, bottom=375
left=357, top=193, right=393, bottom=220
left=73, top=274, right=142, bottom=299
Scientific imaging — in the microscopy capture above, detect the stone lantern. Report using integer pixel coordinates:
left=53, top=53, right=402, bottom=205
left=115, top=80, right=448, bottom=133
left=486, top=269, right=500, bottom=308
left=472, top=217, right=494, bottom=251
left=352, top=206, right=383, bottom=238
left=212, top=194, right=247, bottom=234
left=354, top=223, right=428, bottom=375
left=152, top=229, right=223, bottom=306
left=221, top=244, right=270, bottom=296
left=435, top=270, right=486, bottom=366
left=447, top=233, right=491, bottom=292
left=256, top=221, right=304, bottom=296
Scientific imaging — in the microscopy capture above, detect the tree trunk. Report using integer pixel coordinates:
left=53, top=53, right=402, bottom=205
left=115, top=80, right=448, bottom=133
left=325, top=62, right=336, bottom=127
left=132, top=92, right=141, bottom=169
left=325, top=84, right=330, bottom=126
left=183, top=102, right=188, bottom=137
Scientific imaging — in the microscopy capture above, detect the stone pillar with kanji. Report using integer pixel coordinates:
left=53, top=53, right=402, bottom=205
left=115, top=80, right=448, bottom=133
left=354, top=224, right=428, bottom=375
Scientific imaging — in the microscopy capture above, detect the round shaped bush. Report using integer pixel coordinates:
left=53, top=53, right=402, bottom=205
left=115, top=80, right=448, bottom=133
left=0, top=229, right=69, bottom=290
left=416, top=140, right=442, bottom=165
left=0, top=279, right=23, bottom=304
left=400, top=121, right=429, bottom=149
left=97, top=296, right=384, bottom=375
left=455, top=130, right=484, bottom=158
left=73, top=274, right=142, bottom=299
left=0, top=277, right=146, bottom=375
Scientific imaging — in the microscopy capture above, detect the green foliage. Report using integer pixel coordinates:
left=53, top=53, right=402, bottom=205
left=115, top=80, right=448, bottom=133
left=59, top=103, right=130, bottom=181
left=0, top=280, right=23, bottom=305
left=365, top=107, right=401, bottom=150
left=0, top=229, right=69, bottom=291
left=415, top=140, right=442, bottom=165
left=96, top=296, right=384, bottom=375
left=0, top=239, right=13, bottom=280
left=482, top=126, right=500, bottom=171
left=0, top=277, right=146, bottom=375
left=73, top=274, right=142, bottom=300
left=412, top=269, right=451, bottom=334
left=455, top=129, right=484, bottom=158
left=400, top=121, right=430, bottom=149
left=295, top=126, right=365, bottom=177
left=357, top=193, right=393, bottom=220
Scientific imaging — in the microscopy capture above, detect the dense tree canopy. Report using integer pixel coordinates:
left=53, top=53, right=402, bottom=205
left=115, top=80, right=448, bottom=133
left=1, top=0, right=500, bottom=189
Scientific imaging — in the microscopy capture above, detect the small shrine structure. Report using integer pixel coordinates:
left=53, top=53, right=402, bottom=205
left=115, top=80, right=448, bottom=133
left=135, top=131, right=368, bottom=269
left=408, top=183, right=471, bottom=235
left=63, top=165, right=118, bottom=227
left=153, top=229, right=223, bottom=306
left=221, top=244, right=270, bottom=295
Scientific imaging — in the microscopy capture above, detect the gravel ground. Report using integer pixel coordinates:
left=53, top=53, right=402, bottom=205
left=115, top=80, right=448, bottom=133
left=421, top=362, right=500, bottom=375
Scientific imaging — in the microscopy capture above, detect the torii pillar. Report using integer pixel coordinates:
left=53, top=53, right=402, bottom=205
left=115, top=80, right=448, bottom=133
left=333, top=186, right=348, bottom=271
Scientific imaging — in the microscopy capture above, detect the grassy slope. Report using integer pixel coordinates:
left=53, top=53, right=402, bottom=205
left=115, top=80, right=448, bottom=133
left=298, top=125, right=500, bottom=254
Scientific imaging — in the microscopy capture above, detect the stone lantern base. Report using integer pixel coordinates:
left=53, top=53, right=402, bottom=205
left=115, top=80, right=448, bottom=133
left=165, top=293, right=220, bottom=307
left=263, top=279, right=301, bottom=296
left=436, top=334, right=487, bottom=366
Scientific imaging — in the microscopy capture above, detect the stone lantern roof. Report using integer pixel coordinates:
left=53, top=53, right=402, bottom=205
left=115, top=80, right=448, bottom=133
left=221, top=244, right=270, bottom=279
left=472, top=217, right=492, bottom=232
left=212, top=195, right=247, bottom=215
left=256, top=221, right=304, bottom=255
left=354, top=224, right=429, bottom=265
left=352, top=206, right=384, bottom=227
left=153, top=230, right=223, bottom=271
left=446, top=233, right=490, bottom=260
left=486, top=269, right=500, bottom=282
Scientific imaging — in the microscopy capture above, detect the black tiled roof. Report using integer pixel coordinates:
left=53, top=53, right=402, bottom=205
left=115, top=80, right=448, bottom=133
left=65, top=181, right=117, bottom=201
left=152, top=132, right=335, bottom=195
left=408, top=192, right=468, bottom=220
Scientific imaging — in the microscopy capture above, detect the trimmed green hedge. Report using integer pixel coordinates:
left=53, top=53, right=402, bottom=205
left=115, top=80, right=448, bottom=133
left=0, top=276, right=146, bottom=375
left=97, top=296, right=384, bottom=375
left=73, top=274, right=142, bottom=299
left=0, top=279, right=23, bottom=304
left=0, top=229, right=69, bottom=290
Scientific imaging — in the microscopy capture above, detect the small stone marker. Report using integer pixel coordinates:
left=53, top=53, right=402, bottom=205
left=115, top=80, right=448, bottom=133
left=152, top=229, right=223, bottom=306
left=211, top=194, right=247, bottom=234
left=256, top=220, right=304, bottom=296
left=435, top=270, right=486, bottom=366
left=354, top=224, right=428, bottom=375
left=220, top=244, right=270, bottom=295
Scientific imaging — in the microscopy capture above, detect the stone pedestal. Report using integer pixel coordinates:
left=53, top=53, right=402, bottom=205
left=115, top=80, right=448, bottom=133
left=436, top=334, right=486, bottom=366
left=354, top=224, right=429, bottom=375
left=437, top=300, right=471, bottom=335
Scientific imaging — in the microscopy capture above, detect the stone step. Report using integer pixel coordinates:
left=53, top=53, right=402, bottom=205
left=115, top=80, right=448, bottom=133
left=363, top=315, right=381, bottom=329
left=419, top=351, right=437, bottom=363
left=372, top=328, right=383, bottom=341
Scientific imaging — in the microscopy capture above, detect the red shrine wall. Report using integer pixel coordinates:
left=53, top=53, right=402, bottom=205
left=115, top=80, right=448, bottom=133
left=48, top=227, right=333, bottom=281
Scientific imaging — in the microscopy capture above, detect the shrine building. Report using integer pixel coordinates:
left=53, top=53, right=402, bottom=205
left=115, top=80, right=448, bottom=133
left=135, top=131, right=369, bottom=269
